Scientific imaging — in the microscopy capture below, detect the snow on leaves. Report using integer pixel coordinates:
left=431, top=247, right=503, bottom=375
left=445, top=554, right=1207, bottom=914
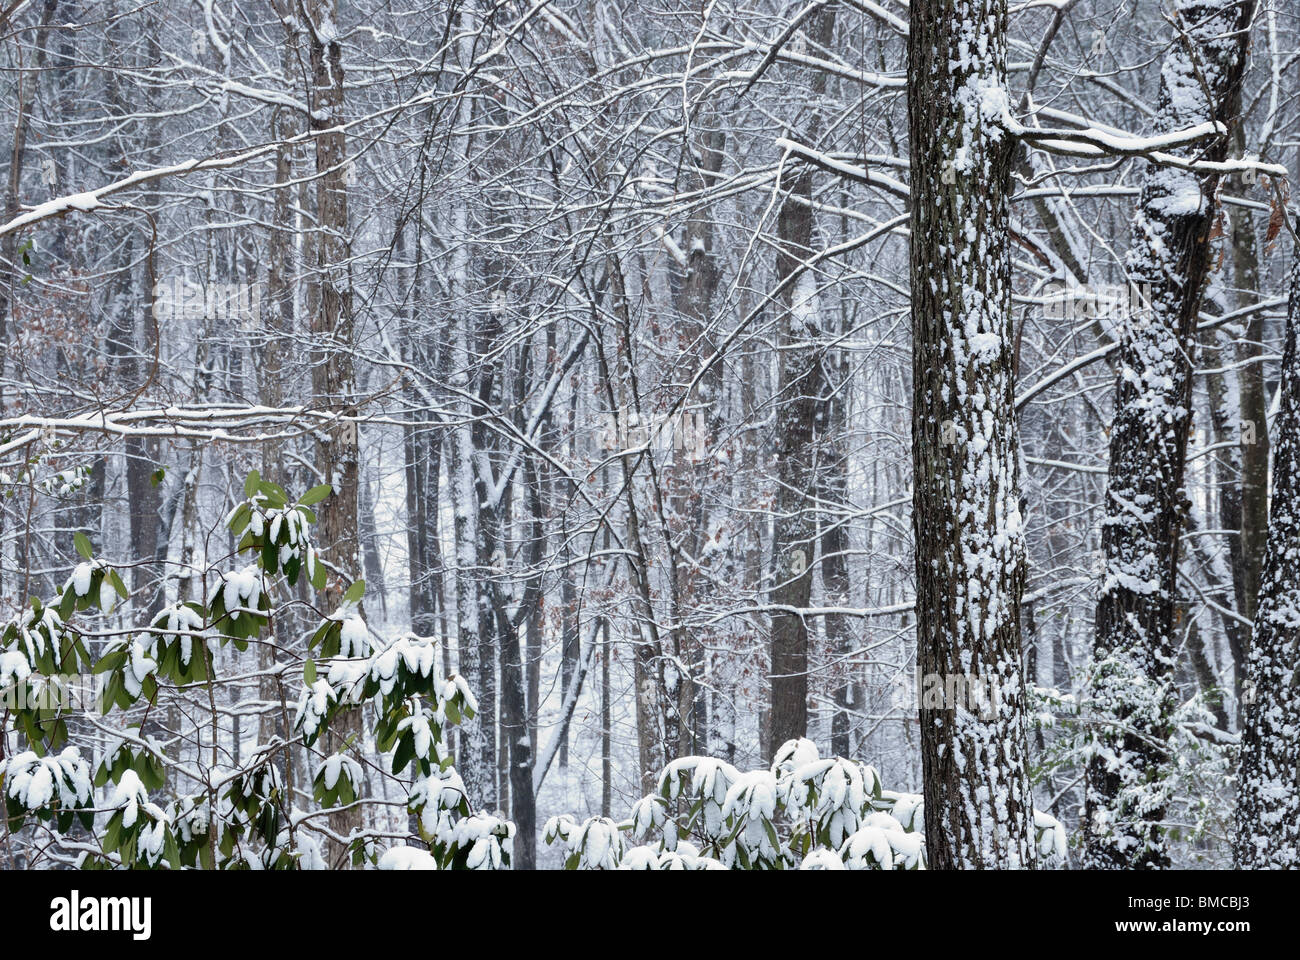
left=1, top=748, right=93, bottom=834
left=0, top=471, right=511, bottom=870
left=546, top=737, right=1068, bottom=869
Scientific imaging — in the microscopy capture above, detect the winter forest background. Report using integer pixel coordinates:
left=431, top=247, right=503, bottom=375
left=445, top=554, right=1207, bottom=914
left=0, top=0, right=1298, bottom=871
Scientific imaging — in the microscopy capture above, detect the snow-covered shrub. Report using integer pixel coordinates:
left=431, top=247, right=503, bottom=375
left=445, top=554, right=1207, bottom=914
left=544, top=814, right=626, bottom=869
left=0, top=471, right=511, bottom=870
left=548, top=736, right=1070, bottom=869
left=378, top=845, right=439, bottom=870
left=1, top=748, right=93, bottom=834
left=548, top=737, right=927, bottom=869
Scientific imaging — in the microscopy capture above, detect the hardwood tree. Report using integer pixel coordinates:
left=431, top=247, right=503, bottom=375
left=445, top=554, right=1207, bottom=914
left=1084, top=0, right=1256, bottom=870
left=1234, top=220, right=1300, bottom=869
left=908, top=0, right=1036, bottom=868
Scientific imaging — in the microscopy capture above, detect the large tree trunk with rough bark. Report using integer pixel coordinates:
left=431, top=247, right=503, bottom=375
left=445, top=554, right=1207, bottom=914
left=258, top=10, right=298, bottom=758
left=1234, top=230, right=1300, bottom=869
left=822, top=373, right=854, bottom=759
left=1084, top=0, right=1255, bottom=870
left=908, top=0, right=1036, bottom=870
left=670, top=118, right=725, bottom=757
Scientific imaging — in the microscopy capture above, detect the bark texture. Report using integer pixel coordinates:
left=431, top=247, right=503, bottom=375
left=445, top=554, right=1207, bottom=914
left=1084, top=0, right=1255, bottom=870
left=767, top=3, right=837, bottom=754
left=908, top=0, right=1036, bottom=869
left=306, top=0, right=363, bottom=867
left=1234, top=232, right=1300, bottom=869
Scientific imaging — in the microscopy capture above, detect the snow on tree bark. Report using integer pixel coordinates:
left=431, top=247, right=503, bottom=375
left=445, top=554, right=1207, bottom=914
left=908, top=0, right=1036, bottom=869
left=305, top=0, right=364, bottom=868
left=1234, top=230, right=1300, bottom=869
left=1229, top=149, right=1270, bottom=726
left=767, top=3, right=836, bottom=755
left=1084, top=0, right=1255, bottom=870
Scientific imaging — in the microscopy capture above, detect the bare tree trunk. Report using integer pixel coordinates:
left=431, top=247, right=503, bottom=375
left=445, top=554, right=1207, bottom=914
left=359, top=478, right=388, bottom=619
left=600, top=616, right=612, bottom=818
left=1234, top=232, right=1300, bottom=868
left=1197, top=338, right=1243, bottom=730
left=556, top=389, right=580, bottom=768
left=2, top=2, right=64, bottom=596
left=0, top=5, right=58, bottom=563
left=908, top=0, right=1036, bottom=869
left=259, top=5, right=299, bottom=755
left=670, top=118, right=727, bottom=756
left=472, top=314, right=502, bottom=813
left=495, top=573, right=536, bottom=867
left=821, top=297, right=854, bottom=758
left=767, top=4, right=837, bottom=754
left=1231, top=128, right=1269, bottom=719
left=1085, top=0, right=1255, bottom=870
left=127, top=13, right=164, bottom=619
left=306, top=0, right=363, bottom=867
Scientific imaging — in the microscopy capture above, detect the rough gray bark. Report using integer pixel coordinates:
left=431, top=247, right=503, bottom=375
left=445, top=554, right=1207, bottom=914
left=767, top=4, right=837, bottom=755
left=259, top=0, right=302, bottom=761
left=0, top=2, right=58, bottom=510
left=821, top=289, right=854, bottom=758
left=600, top=616, right=612, bottom=819
left=402, top=254, right=441, bottom=645
left=305, top=0, right=363, bottom=867
left=670, top=117, right=727, bottom=757
left=1231, top=133, right=1270, bottom=715
left=1085, top=0, right=1255, bottom=870
left=1234, top=229, right=1300, bottom=869
left=908, top=0, right=1036, bottom=870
